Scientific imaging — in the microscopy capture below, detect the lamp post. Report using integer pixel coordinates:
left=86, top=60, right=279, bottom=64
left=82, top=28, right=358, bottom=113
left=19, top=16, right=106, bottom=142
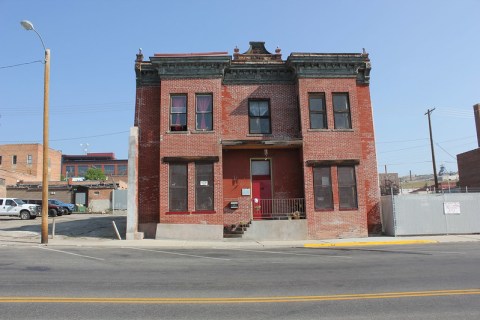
left=21, top=20, right=50, bottom=244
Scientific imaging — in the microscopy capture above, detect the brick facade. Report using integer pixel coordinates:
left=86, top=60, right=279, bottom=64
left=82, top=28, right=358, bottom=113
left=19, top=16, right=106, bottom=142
left=134, top=42, right=381, bottom=239
left=0, top=144, right=62, bottom=186
left=61, top=153, right=128, bottom=184
left=457, top=103, right=480, bottom=188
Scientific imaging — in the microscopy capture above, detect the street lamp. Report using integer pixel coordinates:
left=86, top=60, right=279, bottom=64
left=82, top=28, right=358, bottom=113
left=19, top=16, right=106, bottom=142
left=21, top=20, right=50, bottom=244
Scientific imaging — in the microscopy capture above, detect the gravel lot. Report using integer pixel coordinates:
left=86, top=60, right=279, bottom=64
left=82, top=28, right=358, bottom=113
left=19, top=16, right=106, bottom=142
left=0, top=212, right=126, bottom=244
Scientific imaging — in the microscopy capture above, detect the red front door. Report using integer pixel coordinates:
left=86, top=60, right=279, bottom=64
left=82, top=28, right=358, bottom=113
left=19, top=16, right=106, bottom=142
left=251, top=160, right=272, bottom=219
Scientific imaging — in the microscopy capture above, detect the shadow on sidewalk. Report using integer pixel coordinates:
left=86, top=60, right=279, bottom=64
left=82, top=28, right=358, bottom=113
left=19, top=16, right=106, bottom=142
left=1, top=215, right=126, bottom=240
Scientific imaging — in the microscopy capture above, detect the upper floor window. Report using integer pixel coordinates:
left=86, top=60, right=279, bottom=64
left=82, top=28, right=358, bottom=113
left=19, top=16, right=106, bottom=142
left=66, top=165, right=75, bottom=177
left=249, top=100, right=271, bottom=134
left=196, top=94, right=213, bottom=131
left=117, top=165, right=127, bottom=175
left=0, top=155, right=2, bottom=166
left=170, top=95, right=187, bottom=131
left=338, top=166, right=358, bottom=209
left=78, top=165, right=89, bottom=176
left=27, top=154, right=33, bottom=165
left=309, top=93, right=327, bottom=129
left=103, top=165, right=115, bottom=175
left=12, top=155, right=17, bottom=165
left=313, top=166, right=333, bottom=210
left=333, top=93, right=351, bottom=129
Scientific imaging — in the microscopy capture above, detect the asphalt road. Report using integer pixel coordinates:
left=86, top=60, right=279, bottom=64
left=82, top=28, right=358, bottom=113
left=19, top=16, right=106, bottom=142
left=0, top=243, right=479, bottom=319
left=0, top=213, right=127, bottom=243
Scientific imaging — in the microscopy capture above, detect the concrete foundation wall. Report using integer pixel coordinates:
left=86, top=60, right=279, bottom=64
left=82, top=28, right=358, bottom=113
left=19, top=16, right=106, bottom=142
left=156, top=224, right=223, bottom=240
left=88, top=199, right=111, bottom=212
left=139, top=223, right=157, bottom=239
left=243, top=220, right=308, bottom=240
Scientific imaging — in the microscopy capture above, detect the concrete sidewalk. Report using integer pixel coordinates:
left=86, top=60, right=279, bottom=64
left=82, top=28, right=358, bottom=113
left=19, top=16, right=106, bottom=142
left=48, top=234, right=480, bottom=248
left=2, top=233, right=479, bottom=248
left=1, top=213, right=479, bottom=248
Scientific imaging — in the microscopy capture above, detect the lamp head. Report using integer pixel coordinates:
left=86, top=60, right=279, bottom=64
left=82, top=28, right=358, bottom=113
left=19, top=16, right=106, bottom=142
left=20, top=20, right=34, bottom=30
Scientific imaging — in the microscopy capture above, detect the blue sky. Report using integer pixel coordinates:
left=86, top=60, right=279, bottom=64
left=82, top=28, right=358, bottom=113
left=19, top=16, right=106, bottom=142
left=1, top=0, right=479, bottom=177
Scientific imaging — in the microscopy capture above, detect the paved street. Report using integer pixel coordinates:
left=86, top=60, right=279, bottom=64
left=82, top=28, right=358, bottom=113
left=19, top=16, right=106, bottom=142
left=0, top=213, right=127, bottom=244
left=0, top=242, right=479, bottom=319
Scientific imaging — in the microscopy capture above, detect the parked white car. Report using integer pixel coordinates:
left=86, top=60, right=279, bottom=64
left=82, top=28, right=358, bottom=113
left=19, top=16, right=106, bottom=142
left=0, top=198, right=40, bottom=220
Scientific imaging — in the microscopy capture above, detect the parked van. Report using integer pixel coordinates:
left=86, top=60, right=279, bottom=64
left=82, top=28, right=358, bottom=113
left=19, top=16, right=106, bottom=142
left=0, top=198, right=40, bottom=220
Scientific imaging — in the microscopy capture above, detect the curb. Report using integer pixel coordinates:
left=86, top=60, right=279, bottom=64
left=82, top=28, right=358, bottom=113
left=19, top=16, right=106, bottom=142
left=304, top=239, right=439, bottom=248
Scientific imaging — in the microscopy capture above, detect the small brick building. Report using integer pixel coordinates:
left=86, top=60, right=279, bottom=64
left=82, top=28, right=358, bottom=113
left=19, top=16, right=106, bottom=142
left=134, top=42, right=380, bottom=239
left=457, top=103, right=480, bottom=189
left=0, top=144, right=62, bottom=186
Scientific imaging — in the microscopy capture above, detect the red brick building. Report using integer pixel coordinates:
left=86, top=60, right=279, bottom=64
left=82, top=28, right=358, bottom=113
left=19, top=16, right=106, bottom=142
left=134, top=42, right=380, bottom=239
left=61, top=153, right=128, bottom=184
left=457, top=103, right=480, bottom=189
left=0, top=144, right=62, bottom=186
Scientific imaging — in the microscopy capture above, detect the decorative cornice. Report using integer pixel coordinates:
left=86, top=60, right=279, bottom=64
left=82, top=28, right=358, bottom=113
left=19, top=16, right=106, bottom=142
left=287, top=53, right=371, bottom=84
left=134, top=45, right=372, bottom=86
left=233, top=41, right=283, bottom=62
left=135, top=62, right=160, bottom=87
left=223, top=65, right=295, bottom=84
left=305, top=159, right=360, bottom=167
left=149, top=56, right=231, bottom=80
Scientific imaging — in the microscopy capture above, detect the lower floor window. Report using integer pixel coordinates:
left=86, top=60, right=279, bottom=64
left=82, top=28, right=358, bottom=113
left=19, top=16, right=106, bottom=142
left=195, top=163, right=214, bottom=211
left=169, top=163, right=187, bottom=211
left=313, top=165, right=358, bottom=210
left=313, top=167, right=333, bottom=210
left=338, top=166, right=358, bottom=209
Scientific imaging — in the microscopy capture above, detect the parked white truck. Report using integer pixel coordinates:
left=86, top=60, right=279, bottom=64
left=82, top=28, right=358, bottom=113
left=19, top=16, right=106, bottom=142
left=0, top=198, right=40, bottom=219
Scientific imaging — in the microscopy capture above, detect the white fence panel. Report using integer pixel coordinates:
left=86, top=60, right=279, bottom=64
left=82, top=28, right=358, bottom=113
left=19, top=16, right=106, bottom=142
left=112, top=189, right=128, bottom=210
left=381, top=193, right=480, bottom=236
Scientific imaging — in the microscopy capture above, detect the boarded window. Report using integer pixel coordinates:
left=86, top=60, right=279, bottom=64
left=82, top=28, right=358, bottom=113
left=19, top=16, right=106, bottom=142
left=195, top=163, right=214, bottom=211
left=338, top=166, right=358, bottom=209
left=169, top=163, right=188, bottom=211
left=313, top=167, right=333, bottom=210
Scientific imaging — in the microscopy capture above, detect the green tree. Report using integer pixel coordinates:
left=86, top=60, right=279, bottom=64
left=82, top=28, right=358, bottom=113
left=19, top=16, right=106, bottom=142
left=84, top=167, right=107, bottom=181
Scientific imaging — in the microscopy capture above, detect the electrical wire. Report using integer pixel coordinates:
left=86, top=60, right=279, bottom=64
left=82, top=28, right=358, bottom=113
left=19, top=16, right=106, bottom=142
left=0, top=130, right=129, bottom=143
left=0, top=60, right=43, bottom=69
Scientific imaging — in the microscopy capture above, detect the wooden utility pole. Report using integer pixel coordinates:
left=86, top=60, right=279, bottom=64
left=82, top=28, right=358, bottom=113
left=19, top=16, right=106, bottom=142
left=41, top=48, right=50, bottom=243
left=425, top=108, right=439, bottom=192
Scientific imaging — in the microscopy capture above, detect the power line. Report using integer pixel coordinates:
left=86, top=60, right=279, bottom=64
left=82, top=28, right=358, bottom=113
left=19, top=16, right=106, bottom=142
left=378, top=160, right=432, bottom=166
left=377, top=144, right=428, bottom=154
left=377, top=136, right=476, bottom=154
left=0, top=60, right=43, bottom=69
left=376, top=138, right=429, bottom=144
left=0, top=130, right=129, bottom=143
left=1, top=101, right=133, bottom=116
left=435, top=143, right=457, bottom=160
